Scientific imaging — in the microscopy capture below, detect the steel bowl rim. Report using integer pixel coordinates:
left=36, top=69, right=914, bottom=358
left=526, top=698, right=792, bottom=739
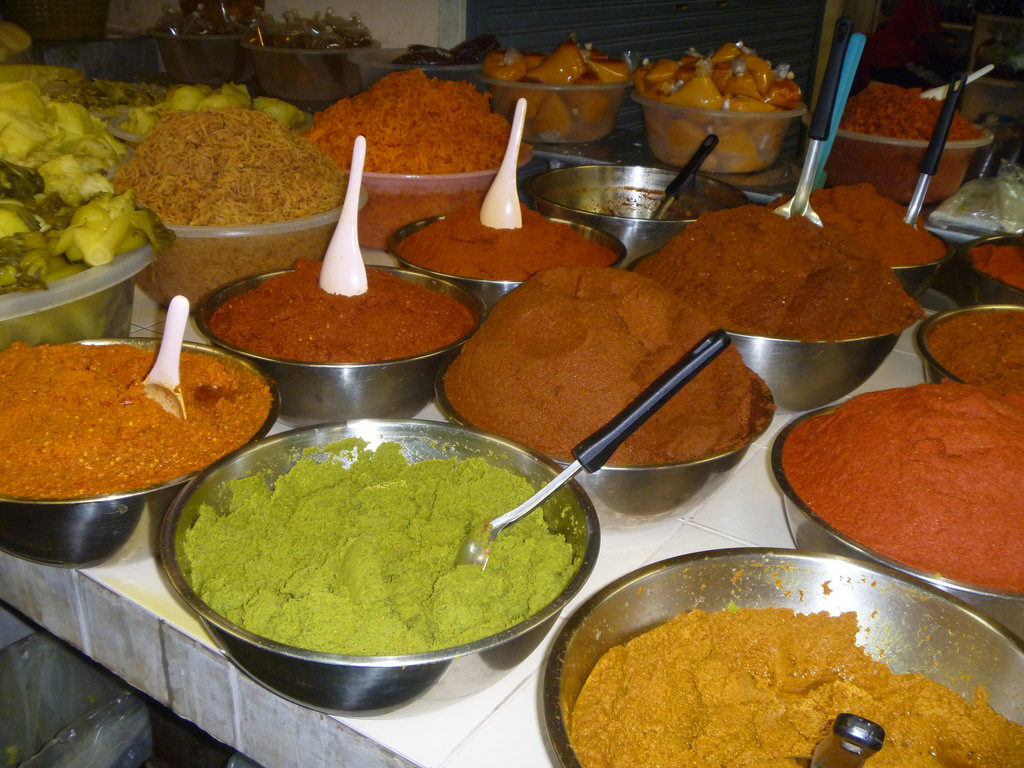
left=890, top=239, right=955, bottom=273
left=387, top=214, right=628, bottom=286
left=542, top=545, right=1024, bottom=767
left=525, top=164, right=747, bottom=224
left=725, top=326, right=903, bottom=345
left=0, top=337, right=279, bottom=505
left=434, top=357, right=774, bottom=471
left=159, top=417, right=601, bottom=668
left=771, top=407, right=1024, bottom=601
left=194, top=265, right=486, bottom=369
left=915, top=303, right=1024, bottom=384
left=957, top=232, right=1024, bottom=296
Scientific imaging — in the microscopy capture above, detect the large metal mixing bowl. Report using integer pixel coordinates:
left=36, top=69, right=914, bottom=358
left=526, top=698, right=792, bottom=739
left=543, top=548, right=1024, bottom=767
left=0, top=339, right=279, bottom=567
left=196, top=266, right=484, bottom=426
left=915, top=303, right=1024, bottom=385
left=435, top=364, right=773, bottom=520
left=387, top=215, right=626, bottom=313
left=958, top=233, right=1024, bottom=306
left=160, top=419, right=599, bottom=713
left=771, top=410, right=1024, bottom=639
left=727, top=329, right=899, bottom=412
left=526, top=164, right=747, bottom=263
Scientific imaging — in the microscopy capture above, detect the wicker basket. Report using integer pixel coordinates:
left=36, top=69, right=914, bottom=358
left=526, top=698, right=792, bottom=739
left=6, top=0, right=110, bottom=41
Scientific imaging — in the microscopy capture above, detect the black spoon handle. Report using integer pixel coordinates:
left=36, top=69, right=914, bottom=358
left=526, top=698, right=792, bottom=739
left=809, top=17, right=854, bottom=141
left=920, top=71, right=967, bottom=176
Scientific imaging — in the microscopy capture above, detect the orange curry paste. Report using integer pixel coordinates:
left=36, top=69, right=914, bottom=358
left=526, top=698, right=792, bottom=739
left=570, top=608, right=1024, bottom=767
left=970, top=242, right=1024, bottom=290
left=395, top=205, right=619, bottom=281
left=0, top=342, right=272, bottom=499
left=782, top=382, right=1024, bottom=592
left=927, top=309, right=1024, bottom=396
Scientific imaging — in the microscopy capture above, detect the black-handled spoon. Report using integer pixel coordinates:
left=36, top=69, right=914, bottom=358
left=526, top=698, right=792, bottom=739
left=653, top=134, right=719, bottom=220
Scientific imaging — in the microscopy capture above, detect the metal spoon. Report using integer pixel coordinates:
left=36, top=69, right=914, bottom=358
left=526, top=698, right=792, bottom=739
left=810, top=713, right=885, bottom=768
left=143, top=294, right=189, bottom=419
left=457, top=329, right=731, bottom=569
left=319, top=134, right=368, bottom=296
left=904, top=71, right=967, bottom=228
left=653, top=134, right=718, bottom=220
left=774, top=16, right=853, bottom=225
left=479, top=97, right=527, bottom=230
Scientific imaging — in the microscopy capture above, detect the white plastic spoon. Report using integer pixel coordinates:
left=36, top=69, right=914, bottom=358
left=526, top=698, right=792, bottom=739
left=319, top=135, right=368, bottom=296
left=143, top=294, right=189, bottom=419
left=920, top=64, right=992, bottom=99
left=479, top=97, right=526, bottom=230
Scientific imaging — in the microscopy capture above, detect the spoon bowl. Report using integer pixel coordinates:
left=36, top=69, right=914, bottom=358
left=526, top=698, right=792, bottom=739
left=143, top=294, right=189, bottom=419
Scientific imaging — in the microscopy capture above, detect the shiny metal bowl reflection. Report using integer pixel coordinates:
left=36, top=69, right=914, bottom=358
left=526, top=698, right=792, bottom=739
left=959, top=233, right=1024, bottom=306
left=387, top=215, right=627, bottom=313
left=771, top=410, right=1024, bottom=639
left=435, top=363, right=772, bottom=521
left=727, top=330, right=899, bottom=412
left=196, top=266, right=484, bottom=425
left=0, top=339, right=279, bottom=567
left=160, top=419, right=599, bottom=713
left=892, top=242, right=954, bottom=300
left=526, top=164, right=747, bottom=263
left=543, top=548, right=1024, bottom=767
left=916, top=304, right=1024, bottom=385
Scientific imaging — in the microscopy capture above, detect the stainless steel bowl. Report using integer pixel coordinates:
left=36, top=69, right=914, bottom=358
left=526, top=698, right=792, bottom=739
left=892, top=242, right=954, bottom=299
left=435, top=363, right=773, bottom=521
left=916, top=304, right=1024, bottom=384
left=771, top=411, right=1024, bottom=639
left=0, top=339, right=279, bottom=567
left=526, top=164, right=747, bottom=263
left=160, top=419, right=599, bottom=713
left=195, top=266, right=484, bottom=425
left=543, top=548, right=1024, bottom=767
left=387, top=215, right=627, bottom=313
left=727, top=330, right=899, bottom=412
left=960, top=233, right=1024, bottom=305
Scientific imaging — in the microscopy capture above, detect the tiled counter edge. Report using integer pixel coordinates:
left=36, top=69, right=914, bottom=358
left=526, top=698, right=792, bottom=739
left=0, top=551, right=418, bottom=768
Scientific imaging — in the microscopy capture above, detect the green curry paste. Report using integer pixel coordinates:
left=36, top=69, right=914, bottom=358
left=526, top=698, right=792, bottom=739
left=183, top=439, right=579, bottom=655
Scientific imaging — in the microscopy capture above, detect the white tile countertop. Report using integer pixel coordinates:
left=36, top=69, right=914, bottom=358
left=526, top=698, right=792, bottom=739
left=0, top=254, right=931, bottom=768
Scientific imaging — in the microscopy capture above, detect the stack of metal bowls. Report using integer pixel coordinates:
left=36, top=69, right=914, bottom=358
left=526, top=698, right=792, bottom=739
left=160, top=420, right=599, bottom=713
left=543, top=548, right=1024, bottom=767
left=526, top=165, right=747, bottom=264
left=196, top=266, right=484, bottom=425
left=0, top=339, right=279, bottom=567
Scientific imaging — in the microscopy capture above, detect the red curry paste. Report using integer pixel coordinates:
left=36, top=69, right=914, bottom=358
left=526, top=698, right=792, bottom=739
left=781, top=382, right=1024, bottom=592
left=925, top=309, right=1024, bottom=396
left=633, top=205, right=922, bottom=341
left=206, top=260, right=476, bottom=362
left=970, top=243, right=1024, bottom=290
left=395, top=205, right=618, bottom=281
left=443, top=266, right=774, bottom=465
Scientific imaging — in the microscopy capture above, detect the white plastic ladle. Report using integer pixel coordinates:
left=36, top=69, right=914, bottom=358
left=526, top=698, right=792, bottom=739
left=319, top=135, right=368, bottom=296
left=479, top=97, right=526, bottom=230
left=143, top=294, right=189, bottom=419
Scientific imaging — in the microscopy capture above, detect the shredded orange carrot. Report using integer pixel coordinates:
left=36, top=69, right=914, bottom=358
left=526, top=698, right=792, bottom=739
left=113, top=108, right=347, bottom=226
left=840, top=82, right=984, bottom=141
left=305, top=69, right=510, bottom=174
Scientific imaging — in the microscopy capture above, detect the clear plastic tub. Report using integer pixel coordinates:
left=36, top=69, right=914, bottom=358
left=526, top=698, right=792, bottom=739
left=632, top=91, right=806, bottom=173
left=349, top=47, right=483, bottom=91
left=150, top=30, right=254, bottom=85
left=243, top=42, right=372, bottom=105
left=137, top=207, right=344, bottom=306
left=0, top=245, right=151, bottom=350
left=481, top=76, right=628, bottom=144
left=824, top=127, right=994, bottom=204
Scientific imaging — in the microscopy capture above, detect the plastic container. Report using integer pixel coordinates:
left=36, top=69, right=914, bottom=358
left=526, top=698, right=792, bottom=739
left=480, top=76, right=628, bottom=144
left=106, top=112, right=145, bottom=148
left=349, top=47, right=483, bottom=91
left=150, top=30, right=255, bottom=85
left=358, top=146, right=531, bottom=250
left=0, top=632, right=151, bottom=767
left=632, top=91, right=807, bottom=173
left=243, top=42, right=376, bottom=107
left=824, top=127, right=993, bottom=204
left=0, top=245, right=151, bottom=351
left=137, top=207, right=343, bottom=306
